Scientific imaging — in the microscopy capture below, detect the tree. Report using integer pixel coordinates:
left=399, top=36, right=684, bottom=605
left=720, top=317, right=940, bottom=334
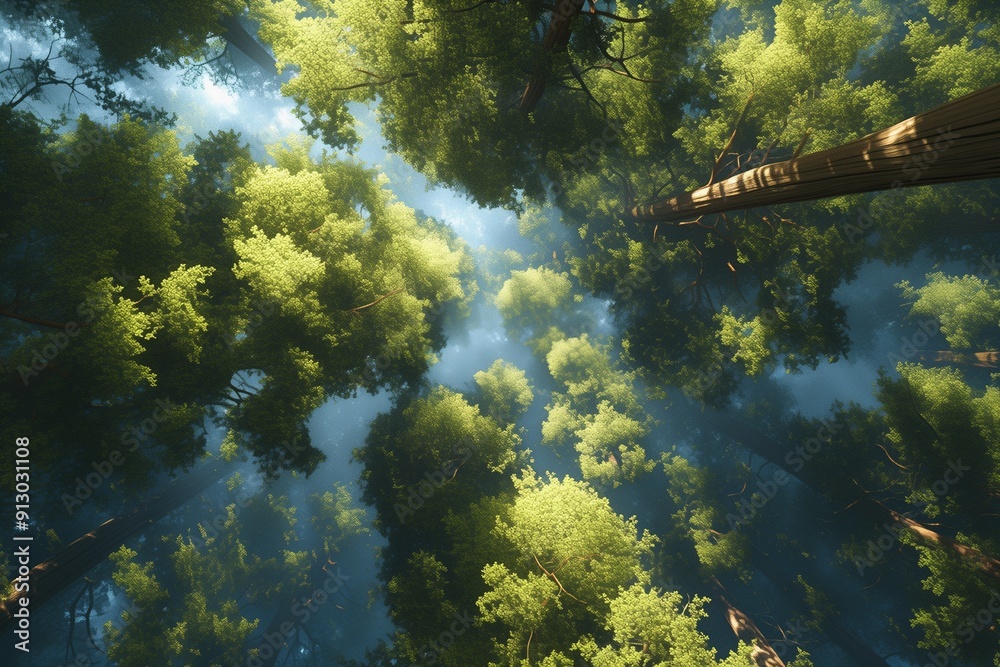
left=542, top=335, right=655, bottom=487
left=355, top=384, right=524, bottom=544
left=473, top=359, right=535, bottom=427
left=251, top=0, right=717, bottom=206
left=632, top=84, right=1000, bottom=222
left=898, top=272, right=1000, bottom=351
left=102, top=485, right=367, bottom=665
left=495, top=266, right=590, bottom=355
left=0, top=114, right=475, bottom=520
left=558, top=0, right=999, bottom=405
left=476, top=471, right=659, bottom=666
left=574, top=583, right=757, bottom=667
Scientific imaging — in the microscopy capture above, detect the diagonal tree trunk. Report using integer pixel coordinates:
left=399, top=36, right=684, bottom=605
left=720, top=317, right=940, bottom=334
left=518, top=0, right=585, bottom=113
left=751, top=552, right=893, bottom=667
left=218, top=14, right=278, bottom=78
left=0, top=462, right=227, bottom=630
left=912, top=350, right=999, bottom=368
left=710, top=577, right=786, bottom=667
left=633, top=84, right=1000, bottom=222
left=711, top=415, right=1000, bottom=582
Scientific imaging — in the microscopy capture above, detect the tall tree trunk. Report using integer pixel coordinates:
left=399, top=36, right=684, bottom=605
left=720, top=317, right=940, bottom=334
left=751, top=552, right=893, bottom=667
left=709, top=577, right=786, bottom=667
left=0, top=309, right=88, bottom=330
left=252, top=558, right=325, bottom=667
left=518, top=0, right=585, bottom=113
left=712, top=416, right=1000, bottom=582
left=633, top=84, right=1000, bottom=222
left=218, top=15, right=278, bottom=78
left=0, top=463, right=227, bottom=629
left=912, top=350, right=999, bottom=368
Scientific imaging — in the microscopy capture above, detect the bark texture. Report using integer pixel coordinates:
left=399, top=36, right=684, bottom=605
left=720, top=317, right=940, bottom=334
left=710, top=577, right=787, bottom=667
left=633, top=84, right=1000, bottom=222
left=712, top=415, right=1000, bottom=582
left=518, top=0, right=585, bottom=113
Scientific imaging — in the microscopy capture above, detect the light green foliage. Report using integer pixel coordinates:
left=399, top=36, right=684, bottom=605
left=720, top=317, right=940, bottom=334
left=575, top=403, right=655, bottom=485
left=662, top=453, right=750, bottom=577
left=72, top=277, right=158, bottom=396
left=139, top=264, right=216, bottom=363
left=233, top=230, right=326, bottom=319
left=787, top=650, right=815, bottom=667
left=252, top=0, right=716, bottom=206
left=903, top=0, right=1000, bottom=106
left=495, top=267, right=577, bottom=355
left=476, top=472, right=657, bottom=666
left=574, top=584, right=756, bottom=666
left=716, top=307, right=773, bottom=376
left=899, top=272, right=1000, bottom=350
left=677, top=0, right=887, bottom=161
left=542, top=336, right=653, bottom=487
left=910, top=34, right=1000, bottom=104
left=104, top=546, right=173, bottom=667
left=474, top=360, right=535, bottom=426
left=905, top=530, right=1000, bottom=661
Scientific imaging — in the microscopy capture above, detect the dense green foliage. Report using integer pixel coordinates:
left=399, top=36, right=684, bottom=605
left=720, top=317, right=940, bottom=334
left=1, top=1, right=998, bottom=665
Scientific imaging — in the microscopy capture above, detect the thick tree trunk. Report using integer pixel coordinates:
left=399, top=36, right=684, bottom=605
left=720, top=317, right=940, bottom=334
left=752, top=553, right=892, bottom=667
left=0, top=463, right=226, bottom=629
left=218, top=15, right=278, bottom=78
left=253, top=555, right=346, bottom=667
left=912, top=350, right=999, bottom=368
left=0, top=308, right=88, bottom=330
left=712, top=416, right=1000, bottom=582
left=710, top=577, right=786, bottom=667
left=633, top=84, right=1000, bottom=222
left=518, top=0, right=585, bottom=113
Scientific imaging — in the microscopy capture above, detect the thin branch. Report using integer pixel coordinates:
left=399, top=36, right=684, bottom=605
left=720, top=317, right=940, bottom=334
left=350, top=287, right=405, bottom=314
left=708, top=94, right=754, bottom=187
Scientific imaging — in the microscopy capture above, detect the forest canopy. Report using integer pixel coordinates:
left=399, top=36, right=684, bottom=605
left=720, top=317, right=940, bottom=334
left=0, top=0, right=998, bottom=666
